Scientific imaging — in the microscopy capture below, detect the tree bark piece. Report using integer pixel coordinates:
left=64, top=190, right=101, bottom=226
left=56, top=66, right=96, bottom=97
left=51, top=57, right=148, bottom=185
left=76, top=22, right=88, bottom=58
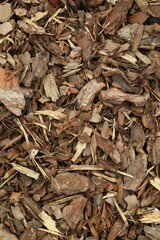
left=52, top=172, right=89, bottom=195
left=62, top=196, right=87, bottom=229
left=103, top=0, right=133, bottom=35
left=76, top=79, right=105, bottom=110
left=100, top=88, right=146, bottom=107
left=96, top=133, right=121, bottom=164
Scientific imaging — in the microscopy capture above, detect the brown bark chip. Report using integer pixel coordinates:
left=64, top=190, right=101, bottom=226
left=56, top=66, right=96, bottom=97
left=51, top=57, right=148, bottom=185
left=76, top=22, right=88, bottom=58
left=62, top=196, right=87, bottom=229
left=103, top=0, right=133, bottom=35
left=52, top=172, right=89, bottom=195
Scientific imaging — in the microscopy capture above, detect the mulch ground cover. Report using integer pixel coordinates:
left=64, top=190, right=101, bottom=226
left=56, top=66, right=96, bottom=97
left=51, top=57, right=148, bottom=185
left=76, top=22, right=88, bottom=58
left=0, top=0, right=160, bottom=239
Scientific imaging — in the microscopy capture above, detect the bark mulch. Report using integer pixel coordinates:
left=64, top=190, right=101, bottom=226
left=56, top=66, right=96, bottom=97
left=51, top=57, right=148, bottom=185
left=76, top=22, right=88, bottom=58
left=0, top=0, right=160, bottom=239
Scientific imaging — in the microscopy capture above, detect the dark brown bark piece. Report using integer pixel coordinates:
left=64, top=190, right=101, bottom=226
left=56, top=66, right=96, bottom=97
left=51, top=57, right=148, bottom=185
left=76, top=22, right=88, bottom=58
left=112, top=74, right=139, bottom=93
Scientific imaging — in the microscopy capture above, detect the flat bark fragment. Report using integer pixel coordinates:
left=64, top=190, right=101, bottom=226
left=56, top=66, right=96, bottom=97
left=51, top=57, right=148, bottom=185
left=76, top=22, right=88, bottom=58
left=52, top=172, right=89, bottom=195
left=76, top=79, right=105, bottom=110
left=0, top=88, right=25, bottom=116
left=117, top=24, right=159, bottom=48
left=62, top=196, right=87, bottom=229
left=150, top=137, right=160, bottom=165
left=148, top=50, right=160, bottom=78
left=130, top=122, right=145, bottom=149
left=0, top=68, right=25, bottom=115
left=142, top=98, right=156, bottom=130
left=108, top=219, right=127, bottom=240
left=124, top=153, right=147, bottom=191
left=103, top=0, right=133, bottom=35
left=0, top=3, right=12, bottom=22
left=133, top=24, right=144, bottom=51
left=76, top=30, right=92, bottom=61
left=100, top=88, right=146, bottom=107
left=0, top=22, right=13, bottom=35
left=112, top=74, right=139, bottom=93
left=144, top=225, right=160, bottom=239
left=43, top=72, right=60, bottom=102
left=32, top=52, right=49, bottom=79
left=96, top=133, right=121, bottom=164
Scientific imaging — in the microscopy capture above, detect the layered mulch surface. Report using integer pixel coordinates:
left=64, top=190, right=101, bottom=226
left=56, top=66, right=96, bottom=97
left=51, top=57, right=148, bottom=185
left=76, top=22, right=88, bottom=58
left=0, top=0, right=160, bottom=239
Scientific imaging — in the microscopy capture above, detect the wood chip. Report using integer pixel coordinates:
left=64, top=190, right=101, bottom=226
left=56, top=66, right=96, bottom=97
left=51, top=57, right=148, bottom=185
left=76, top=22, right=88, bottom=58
left=11, top=163, right=40, bottom=180
left=71, top=126, right=92, bottom=162
left=43, top=73, right=59, bottom=102
left=0, top=22, right=13, bottom=35
left=140, top=211, right=160, bottom=224
left=0, top=3, right=12, bottom=22
left=150, top=177, right=160, bottom=192
left=38, top=211, right=61, bottom=236
left=35, top=109, right=66, bottom=120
